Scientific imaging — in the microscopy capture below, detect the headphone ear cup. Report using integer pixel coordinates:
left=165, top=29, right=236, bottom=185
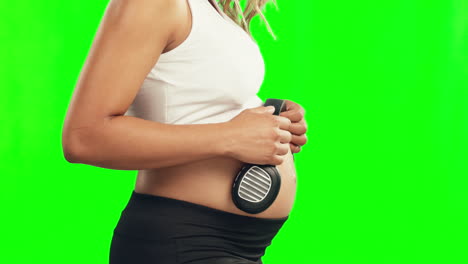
left=231, top=98, right=285, bottom=214
left=231, top=164, right=282, bottom=214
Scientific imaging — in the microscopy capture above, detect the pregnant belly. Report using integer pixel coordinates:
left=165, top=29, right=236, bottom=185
left=134, top=147, right=297, bottom=219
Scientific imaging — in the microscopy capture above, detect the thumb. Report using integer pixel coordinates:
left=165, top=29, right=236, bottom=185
left=257, top=105, right=275, bottom=113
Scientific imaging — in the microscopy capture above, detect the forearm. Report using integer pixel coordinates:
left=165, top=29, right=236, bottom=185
left=64, top=115, right=231, bottom=170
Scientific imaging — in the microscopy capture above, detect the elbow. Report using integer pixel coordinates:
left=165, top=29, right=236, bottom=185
left=62, top=119, right=107, bottom=164
left=63, top=147, right=81, bottom=164
left=62, top=132, right=87, bottom=164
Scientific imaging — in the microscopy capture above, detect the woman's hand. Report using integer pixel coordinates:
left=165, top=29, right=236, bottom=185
left=223, top=106, right=292, bottom=165
left=278, top=100, right=308, bottom=154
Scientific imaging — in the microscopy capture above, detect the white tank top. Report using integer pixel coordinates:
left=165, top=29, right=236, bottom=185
left=124, top=0, right=265, bottom=124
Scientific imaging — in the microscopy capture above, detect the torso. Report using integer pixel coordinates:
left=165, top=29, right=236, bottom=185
left=134, top=0, right=297, bottom=219
left=135, top=147, right=297, bottom=219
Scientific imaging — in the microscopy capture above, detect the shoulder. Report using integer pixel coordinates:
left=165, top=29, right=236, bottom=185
left=103, top=0, right=180, bottom=32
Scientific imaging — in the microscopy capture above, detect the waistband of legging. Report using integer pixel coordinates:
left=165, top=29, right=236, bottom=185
left=126, top=190, right=289, bottom=227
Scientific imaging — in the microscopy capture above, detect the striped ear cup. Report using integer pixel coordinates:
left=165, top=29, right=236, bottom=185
left=237, top=165, right=273, bottom=202
left=231, top=98, right=287, bottom=214
left=232, top=164, right=281, bottom=214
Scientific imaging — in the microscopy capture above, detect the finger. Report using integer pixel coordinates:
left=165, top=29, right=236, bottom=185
left=290, top=143, right=301, bottom=154
left=284, top=99, right=299, bottom=111
left=252, top=105, right=275, bottom=113
left=288, top=100, right=305, bottom=116
left=278, top=129, right=292, bottom=144
left=275, top=116, right=292, bottom=131
left=291, top=133, right=307, bottom=148
left=275, top=142, right=290, bottom=156
left=279, top=110, right=304, bottom=122
left=270, top=155, right=284, bottom=166
left=288, top=121, right=307, bottom=135
left=289, top=143, right=296, bottom=154
left=281, top=100, right=305, bottom=117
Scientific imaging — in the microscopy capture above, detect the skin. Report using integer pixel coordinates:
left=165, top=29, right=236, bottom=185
left=62, top=0, right=308, bottom=219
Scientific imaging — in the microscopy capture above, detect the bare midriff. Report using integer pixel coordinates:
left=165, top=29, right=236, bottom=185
left=134, top=146, right=297, bottom=219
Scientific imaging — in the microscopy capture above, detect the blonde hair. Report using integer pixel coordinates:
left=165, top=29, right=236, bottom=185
left=217, top=0, right=279, bottom=41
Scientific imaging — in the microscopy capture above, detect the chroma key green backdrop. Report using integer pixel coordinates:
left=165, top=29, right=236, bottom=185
left=1, top=0, right=467, bottom=263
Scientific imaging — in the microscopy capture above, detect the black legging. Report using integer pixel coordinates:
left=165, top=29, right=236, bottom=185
left=109, top=191, right=289, bottom=264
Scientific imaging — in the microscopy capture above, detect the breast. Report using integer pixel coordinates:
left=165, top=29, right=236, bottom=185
left=124, top=0, right=265, bottom=125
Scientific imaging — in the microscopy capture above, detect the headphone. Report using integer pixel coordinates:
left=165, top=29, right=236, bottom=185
left=231, top=98, right=288, bottom=214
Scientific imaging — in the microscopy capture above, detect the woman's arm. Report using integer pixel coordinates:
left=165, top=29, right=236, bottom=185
left=62, top=0, right=230, bottom=170
left=63, top=115, right=231, bottom=170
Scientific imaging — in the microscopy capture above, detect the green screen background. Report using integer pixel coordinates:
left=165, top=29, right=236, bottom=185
left=1, top=0, right=467, bottom=263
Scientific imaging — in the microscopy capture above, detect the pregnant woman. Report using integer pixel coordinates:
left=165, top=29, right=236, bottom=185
left=62, top=0, right=308, bottom=263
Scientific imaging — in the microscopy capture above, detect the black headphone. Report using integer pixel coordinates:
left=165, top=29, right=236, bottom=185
left=231, top=98, right=288, bottom=214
